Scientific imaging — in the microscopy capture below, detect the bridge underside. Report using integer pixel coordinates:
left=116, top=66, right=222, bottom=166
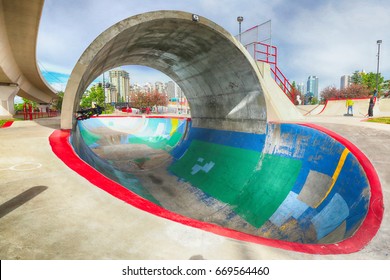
left=0, top=0, right=57, bottom=118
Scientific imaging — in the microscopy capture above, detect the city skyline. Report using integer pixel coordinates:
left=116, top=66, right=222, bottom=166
left=97, top=68, right=185, bottom=104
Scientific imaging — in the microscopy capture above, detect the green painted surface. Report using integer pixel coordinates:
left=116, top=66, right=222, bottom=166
left=166, top=131, right=183, bottom=149
left=235, top=154, right=302, bottom=227
left=170, top=140, right=261, bottom=201
left=79, top=125, right=101, bottom=146
left=169, top=140, right=302, bottom=228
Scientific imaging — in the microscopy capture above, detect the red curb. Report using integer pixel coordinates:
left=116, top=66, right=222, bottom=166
left=0, top=121, right=14, bottom=128
left=91, top=115, right=190, bottom=120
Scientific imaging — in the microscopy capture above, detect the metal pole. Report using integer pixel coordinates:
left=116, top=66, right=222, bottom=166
left=237, top=16, right=243, bottom=43
left=376, top=40, right=382, bottom=93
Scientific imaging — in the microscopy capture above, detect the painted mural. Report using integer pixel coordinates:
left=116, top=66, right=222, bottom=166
left=73, top=116, right=370, bottom=245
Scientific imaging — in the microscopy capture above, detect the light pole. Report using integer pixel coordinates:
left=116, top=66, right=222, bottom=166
left=376, top=40, right=382, bottom=94
left=237, top=16, right=244, bottom=43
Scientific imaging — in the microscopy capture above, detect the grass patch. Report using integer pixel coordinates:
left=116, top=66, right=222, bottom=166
left=0, top=118, right=22, bottom=127
left=0, top=119, right=12, bottom=127
left=367, top=117, right=390, bottom=124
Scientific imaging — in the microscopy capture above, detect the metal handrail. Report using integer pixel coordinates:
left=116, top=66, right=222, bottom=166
left=243, top=41, right=295, bottom=103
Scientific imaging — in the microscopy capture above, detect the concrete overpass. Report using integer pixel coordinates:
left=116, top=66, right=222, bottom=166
left=0, top=0, right=57, bottom=118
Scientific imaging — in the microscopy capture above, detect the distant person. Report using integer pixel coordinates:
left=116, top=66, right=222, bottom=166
left=296, top=95, right=302, bottom=105
left=368, top=93, right=376, bottom=117
left=346, top=98, right=354, bottom=115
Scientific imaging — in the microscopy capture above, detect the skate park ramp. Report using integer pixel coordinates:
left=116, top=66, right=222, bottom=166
left=297, top=98, right=390, bottom=117
left=60, top=11, right=382, bottom=254
left=297, top=105, right=325, bottom=116
left=311, top=98, right=387, bottom=117
left=69, top=116, right=382, bottom=254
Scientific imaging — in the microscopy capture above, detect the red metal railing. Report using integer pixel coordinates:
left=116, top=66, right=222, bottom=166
left=243, top=41, right=295, bottom=103
left=271, top=65, right=296, bottom=103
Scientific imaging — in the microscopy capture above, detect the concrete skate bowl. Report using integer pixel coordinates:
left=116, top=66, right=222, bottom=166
left=61, top=115, right=383, bottom=255
left=55, top=11, right=383, bottom=254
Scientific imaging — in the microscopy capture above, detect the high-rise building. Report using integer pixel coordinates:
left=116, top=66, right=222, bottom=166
left=166, top=81, right=177, bottom=99
left=297, top=82, right=305, bottom=95
left=306, top=76, right=319, bottom=101
left=108, top=69, right=130, bottom=103
left=155, top=81, right=165, bottom=93
left=340, top=75, right=351, bottom=90
left=143, top=82, right=153, bottom=93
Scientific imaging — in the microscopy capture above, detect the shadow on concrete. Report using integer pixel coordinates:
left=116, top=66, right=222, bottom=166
left=34, top=117, right=61, bottom=130
left=0, top=186, right=48, bottom=218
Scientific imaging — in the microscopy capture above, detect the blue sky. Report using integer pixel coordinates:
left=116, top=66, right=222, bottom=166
left=40, top=66, right=172, bottom=92
left=37, top=0, right=390, bottom=92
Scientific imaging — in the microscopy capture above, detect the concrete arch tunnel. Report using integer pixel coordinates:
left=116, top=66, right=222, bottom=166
left=59, top=11, right=383, bottom=254
left=61, top=10, right=267, bottom=132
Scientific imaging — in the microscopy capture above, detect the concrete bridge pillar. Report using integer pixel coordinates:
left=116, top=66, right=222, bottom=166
left=0, top=84, right=18, bottom=118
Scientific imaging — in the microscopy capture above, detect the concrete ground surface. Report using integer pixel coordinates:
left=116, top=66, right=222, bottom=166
left=0, top=115, right=389, bottom=260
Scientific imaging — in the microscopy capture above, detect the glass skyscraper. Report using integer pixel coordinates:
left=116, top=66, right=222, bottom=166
left=306, top=75, right=319, bottom=101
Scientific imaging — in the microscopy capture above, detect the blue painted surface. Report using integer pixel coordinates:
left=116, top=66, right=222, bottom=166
left=311, top=193, right=350, bottom=240
left=270, top=192, right=309, bottom=227
left=72, top=117, right=371, bottom=244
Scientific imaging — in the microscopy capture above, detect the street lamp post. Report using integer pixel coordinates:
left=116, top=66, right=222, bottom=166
left=376, top=40, right=382, bottom=94
left=237, top=16, right=244, bottom=43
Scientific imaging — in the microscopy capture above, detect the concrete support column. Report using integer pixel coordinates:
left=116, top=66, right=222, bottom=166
left=0, top=85, right=18, bottom=118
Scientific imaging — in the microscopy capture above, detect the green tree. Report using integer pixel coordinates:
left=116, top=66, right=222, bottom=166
left=310, top=96, right=319, bottom=105
left=13, top=98, right=38, bottom=113
left=361, top=72, right=384, bottom=93
left=103, top=104, right=114, bottom=114
left=80, top=93, right=92, bottom=108
left=54, top=91, right=64, bottom=111
left=14, top=102, right=24, bottom=112
left=351, top=70, right=363, bottom=84
left=80, top=84, right=105, bottom=108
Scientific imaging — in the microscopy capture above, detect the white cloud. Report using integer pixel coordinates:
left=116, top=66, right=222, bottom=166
left=274, top=0, right=390, bottom=90
left=37, top=0, right=390, bottom=93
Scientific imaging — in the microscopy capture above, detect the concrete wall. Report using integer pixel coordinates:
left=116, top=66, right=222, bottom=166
left=256, top=62, right=304, bottom=122
left=61, top=11, right=267, bottom=134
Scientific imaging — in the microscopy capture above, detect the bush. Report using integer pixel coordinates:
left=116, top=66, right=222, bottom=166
left=102, top=104, right=114, bottom=114
left=321, top=84, right=371, bottom=102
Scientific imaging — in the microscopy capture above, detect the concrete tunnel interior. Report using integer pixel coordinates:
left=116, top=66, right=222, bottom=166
left=62, top=11, right=267, bottom=133
left=61, top=11, right=382, bottom=253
